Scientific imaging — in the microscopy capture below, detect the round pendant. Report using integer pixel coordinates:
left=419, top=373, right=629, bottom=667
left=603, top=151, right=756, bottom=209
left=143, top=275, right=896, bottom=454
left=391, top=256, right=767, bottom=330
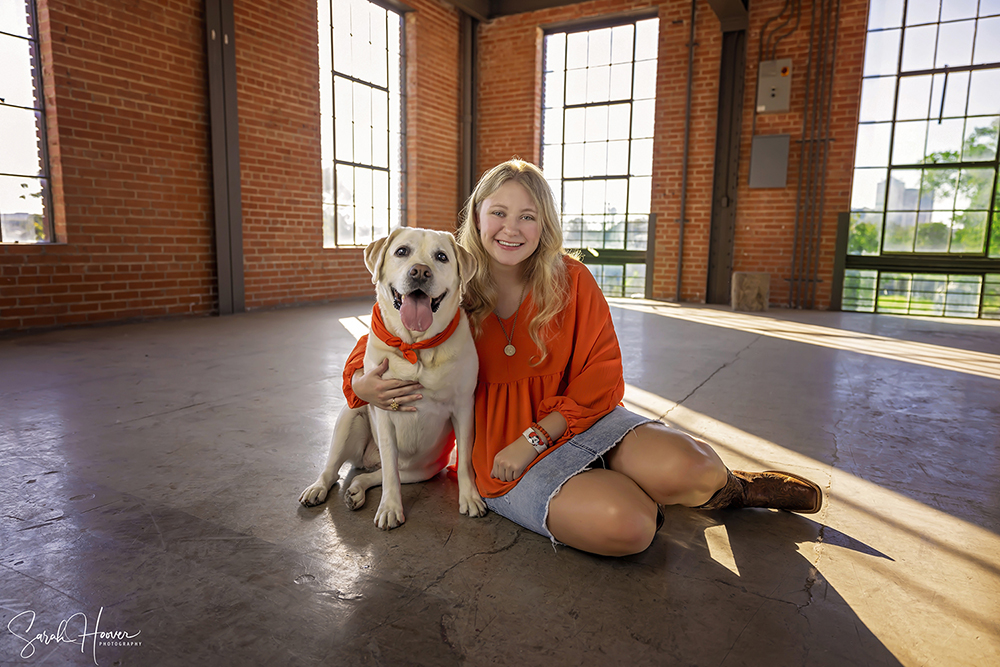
left=504, top=344, right=516, bottom=357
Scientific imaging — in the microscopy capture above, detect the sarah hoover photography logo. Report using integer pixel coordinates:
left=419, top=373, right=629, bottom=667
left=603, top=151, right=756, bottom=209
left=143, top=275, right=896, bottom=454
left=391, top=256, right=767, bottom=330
left=6, top=606, right=141, bottom=665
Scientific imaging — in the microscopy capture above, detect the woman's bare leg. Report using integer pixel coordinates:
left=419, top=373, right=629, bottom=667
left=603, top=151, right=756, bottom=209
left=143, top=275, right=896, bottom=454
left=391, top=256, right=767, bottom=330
left=606, top=422, right=728, bottom=507
left=546, top=468, right=659, bottom=556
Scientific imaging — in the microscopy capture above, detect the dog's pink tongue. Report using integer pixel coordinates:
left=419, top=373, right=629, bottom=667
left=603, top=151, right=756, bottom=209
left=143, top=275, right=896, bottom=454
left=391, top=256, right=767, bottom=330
left=400, top=293, right=433, bottom=332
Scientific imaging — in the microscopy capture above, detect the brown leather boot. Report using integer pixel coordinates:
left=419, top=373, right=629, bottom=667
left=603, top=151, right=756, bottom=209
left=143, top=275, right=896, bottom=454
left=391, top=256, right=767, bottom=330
left=697, top=470, right=823, bottom=514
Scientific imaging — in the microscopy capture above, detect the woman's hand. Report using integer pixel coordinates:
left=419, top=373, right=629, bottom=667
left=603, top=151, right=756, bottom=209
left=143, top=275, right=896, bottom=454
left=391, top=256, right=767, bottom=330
left=352, top=358, right=423, bottom=412
left=490, top=436, right=537, bottom=482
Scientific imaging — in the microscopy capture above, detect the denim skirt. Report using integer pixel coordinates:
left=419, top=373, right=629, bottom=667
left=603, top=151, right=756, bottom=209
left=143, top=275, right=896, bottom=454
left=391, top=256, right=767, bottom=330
left=484, top=406, right=655, bottom=545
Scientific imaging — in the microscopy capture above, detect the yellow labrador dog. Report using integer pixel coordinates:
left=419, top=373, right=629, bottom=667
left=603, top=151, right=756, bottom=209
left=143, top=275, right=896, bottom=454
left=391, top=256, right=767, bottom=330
left=299, top=227, right=486, bottom=529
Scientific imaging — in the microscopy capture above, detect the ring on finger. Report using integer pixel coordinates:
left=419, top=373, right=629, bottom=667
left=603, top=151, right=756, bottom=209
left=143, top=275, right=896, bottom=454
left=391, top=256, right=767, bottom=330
left=389, top=399, right=400, bottom=411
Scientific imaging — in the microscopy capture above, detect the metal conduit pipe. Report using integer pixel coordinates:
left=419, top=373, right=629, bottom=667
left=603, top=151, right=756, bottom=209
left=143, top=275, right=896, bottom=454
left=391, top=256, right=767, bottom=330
left=790, top=0, right=839, bottom=308
left=803, top=0, right=827, bottom=308
left=811, top=0, right=841, bottom=306
left=790, top=0, right=816, bottom=308
left=676, top=0, right=697, bottom=301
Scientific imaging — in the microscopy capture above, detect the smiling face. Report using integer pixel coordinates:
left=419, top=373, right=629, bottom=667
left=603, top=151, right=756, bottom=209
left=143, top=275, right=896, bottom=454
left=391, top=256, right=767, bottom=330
left=476, top=180, right=541, bottom=271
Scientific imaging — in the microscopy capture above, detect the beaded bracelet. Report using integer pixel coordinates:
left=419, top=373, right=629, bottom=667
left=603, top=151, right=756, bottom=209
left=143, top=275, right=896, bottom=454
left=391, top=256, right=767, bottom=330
left=531, top=421, right=553, bottom=449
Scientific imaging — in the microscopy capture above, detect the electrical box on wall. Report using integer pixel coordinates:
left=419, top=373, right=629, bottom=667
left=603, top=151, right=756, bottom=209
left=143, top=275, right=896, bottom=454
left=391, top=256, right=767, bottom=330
left=756, top=59, right=792, bottom=113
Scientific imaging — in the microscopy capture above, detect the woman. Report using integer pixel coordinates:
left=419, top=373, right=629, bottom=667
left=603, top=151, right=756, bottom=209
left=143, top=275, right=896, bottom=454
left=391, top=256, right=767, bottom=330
left=345, top=159, right=821, bottom=556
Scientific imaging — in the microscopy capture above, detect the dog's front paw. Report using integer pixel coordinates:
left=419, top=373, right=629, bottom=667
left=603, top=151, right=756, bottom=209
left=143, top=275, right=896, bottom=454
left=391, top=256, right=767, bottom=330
left=374, top=502, right=405, bottom=530
left=344, top=482, right=367, bottom=511
left=299, top=483, right=330, bottom=507
left=459, top=490, right=487, bottom=518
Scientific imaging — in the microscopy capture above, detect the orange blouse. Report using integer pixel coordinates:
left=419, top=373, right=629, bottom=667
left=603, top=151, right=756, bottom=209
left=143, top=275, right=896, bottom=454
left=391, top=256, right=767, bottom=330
left=342, top=255, right=625, bottom=498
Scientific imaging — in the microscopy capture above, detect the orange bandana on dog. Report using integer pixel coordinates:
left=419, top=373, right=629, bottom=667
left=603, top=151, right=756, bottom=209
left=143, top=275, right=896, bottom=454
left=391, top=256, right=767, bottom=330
left=369, top=305, right=462, bottom=364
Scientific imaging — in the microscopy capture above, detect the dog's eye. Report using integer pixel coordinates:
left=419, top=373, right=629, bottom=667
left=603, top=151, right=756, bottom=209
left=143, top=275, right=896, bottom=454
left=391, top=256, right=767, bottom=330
left=394, top=246, right=409, bottom=257
left=435, top=251, right=449, bottom=263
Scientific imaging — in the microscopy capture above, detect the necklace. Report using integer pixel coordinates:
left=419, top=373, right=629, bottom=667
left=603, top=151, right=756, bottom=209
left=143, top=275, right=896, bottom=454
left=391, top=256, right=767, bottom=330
left=494, top=283, right=527, bottom=357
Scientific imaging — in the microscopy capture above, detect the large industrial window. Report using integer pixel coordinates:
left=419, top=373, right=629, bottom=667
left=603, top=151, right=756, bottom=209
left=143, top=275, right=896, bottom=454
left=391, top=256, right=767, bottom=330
left=844, top=0, right=1000, bottom=317
left=541, top=17, right=659, bottom=298
left=319, top=0, right=405, bottom=247
left=0, top=0, right=52, bottom=244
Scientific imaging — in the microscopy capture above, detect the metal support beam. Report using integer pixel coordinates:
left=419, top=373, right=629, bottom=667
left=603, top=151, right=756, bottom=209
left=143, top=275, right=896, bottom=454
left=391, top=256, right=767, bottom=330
left=205, top=0, right=245, bottom=315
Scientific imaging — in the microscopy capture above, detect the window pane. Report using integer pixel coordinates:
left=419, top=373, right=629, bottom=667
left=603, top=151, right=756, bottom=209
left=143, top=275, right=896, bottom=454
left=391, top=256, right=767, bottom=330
left=935, top=20, right=974, bottom=68
left=631, top=100, right=655, bottom=138
left=887, top=168, right=923, bottom=209
left=0, top=1, right=31, bottom=38
left=892, top=120, right=928, bottom=164
left=869, top=0, right=905, bottom=29
left=545, top=32, right=565, bottom=71
left=906, top=0, right=941, bottom=25
left=633, top=60, right=656, bottom=99
left=856, top=123, right=893, bottom=167
left=967, top=70, right=1000, bottom=116
left=924, top=118, right=965, bottom=161
left=859, top=76, right=897, bottom=121
left=565, top=68, right=587, bottom=105
left=877, top=273, right=914, bottom=312
left=0, top=33, right=37, bottom=109
left=973, top=17, right=1000, bottom=64
left=957, top=167, right=994, bottom=209
left=851, top=167, right=888, bottom=210
left=864, top=29, right=901, bottom=76
left=921, top=167, right=959, bottom=209
left=884, top=212, right=917, bottom=250
left=848, top=212, right=884, bottom=254
left=587, top=28, right=611, bottom=67
left=628, top=177, right=651, bottom=213
left=896, top=75, right=932, bottom=120
left=608, top=103, right=630, bottom=141
left=629, top=138, right=653, bottom=176
left=0, top=175, right=46, bottom=242
left=950, top=210, right=987, bottom=251
left=962, top=117, right=1000, bottom=162
left=944, top=275, right=982, bottom=316
left=611, top=25, right=634, bottom=63
left=901, top=24, right=937, bottom=70
left=842, top=269, right=878, bottom=311
left=584, top=141, right=608, bottom=175
left=914, top=212, right=951, bottom=251
left=634, top=19, right=658, bottom=60
left=585, top=105, right=608, bottom=142
left=907, top=274, right=946, bottom=314
left=607, top=140, right=629, bottom=174
left=609, top=63, right=632, bottom=100
left=567, top=32, right=587, bottom=68
left=0, top=106, right=43, bottom=176
left=940, top=0, right=977, bottom=21
left=564, top=107, right=585, bottom=143
left=586, top=65, right=611, bottom=103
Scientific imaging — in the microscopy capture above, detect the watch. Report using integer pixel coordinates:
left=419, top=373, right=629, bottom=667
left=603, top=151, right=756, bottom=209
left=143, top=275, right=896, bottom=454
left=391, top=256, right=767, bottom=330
left=522, top=426, right=547, bottom=454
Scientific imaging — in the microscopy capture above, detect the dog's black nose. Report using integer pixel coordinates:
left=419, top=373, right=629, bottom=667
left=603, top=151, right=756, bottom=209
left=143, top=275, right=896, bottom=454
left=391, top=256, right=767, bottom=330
left=409, top=264, right=431, bottom=281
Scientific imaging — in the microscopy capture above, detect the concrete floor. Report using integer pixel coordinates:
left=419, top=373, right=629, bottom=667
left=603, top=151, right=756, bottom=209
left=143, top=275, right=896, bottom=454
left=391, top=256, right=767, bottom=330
left=1, top=298, right=998, bottom=666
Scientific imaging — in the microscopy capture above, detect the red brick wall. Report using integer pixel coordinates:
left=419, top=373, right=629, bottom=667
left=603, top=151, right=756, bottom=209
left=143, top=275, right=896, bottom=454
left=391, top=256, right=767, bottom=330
left=1, top=0, right=216, bottom=331
left=1, top=0, right=465, bottom=331
left=476, top=0, right=868, bottom=307
left=405, top=0, right=464, bottom=229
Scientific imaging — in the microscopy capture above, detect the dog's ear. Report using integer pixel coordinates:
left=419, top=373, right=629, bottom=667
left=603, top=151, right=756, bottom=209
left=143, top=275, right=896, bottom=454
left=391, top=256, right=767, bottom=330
left=450, top=234, right=478, bottom=291
left=365, top=228, right=403, bottom=284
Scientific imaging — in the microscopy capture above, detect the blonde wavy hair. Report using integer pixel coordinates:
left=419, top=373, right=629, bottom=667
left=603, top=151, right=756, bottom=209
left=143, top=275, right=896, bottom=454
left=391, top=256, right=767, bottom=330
left=457, top=158, right=570, bottom=364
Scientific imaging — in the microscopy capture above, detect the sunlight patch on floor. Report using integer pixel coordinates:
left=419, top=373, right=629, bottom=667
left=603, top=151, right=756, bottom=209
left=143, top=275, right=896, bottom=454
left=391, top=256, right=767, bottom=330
left=610, top=299, right=1000, bottom=381
left=624, top=382, right=1000, bottom=664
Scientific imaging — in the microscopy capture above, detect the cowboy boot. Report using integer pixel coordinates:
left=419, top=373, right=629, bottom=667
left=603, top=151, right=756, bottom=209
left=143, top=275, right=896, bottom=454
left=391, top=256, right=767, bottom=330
left=697, top=469, right=823, bottom=514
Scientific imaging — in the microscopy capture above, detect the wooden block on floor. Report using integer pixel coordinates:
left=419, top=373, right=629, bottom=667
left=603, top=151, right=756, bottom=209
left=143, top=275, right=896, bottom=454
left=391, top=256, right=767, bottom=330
left=732, top=272, right=770, bottom=311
